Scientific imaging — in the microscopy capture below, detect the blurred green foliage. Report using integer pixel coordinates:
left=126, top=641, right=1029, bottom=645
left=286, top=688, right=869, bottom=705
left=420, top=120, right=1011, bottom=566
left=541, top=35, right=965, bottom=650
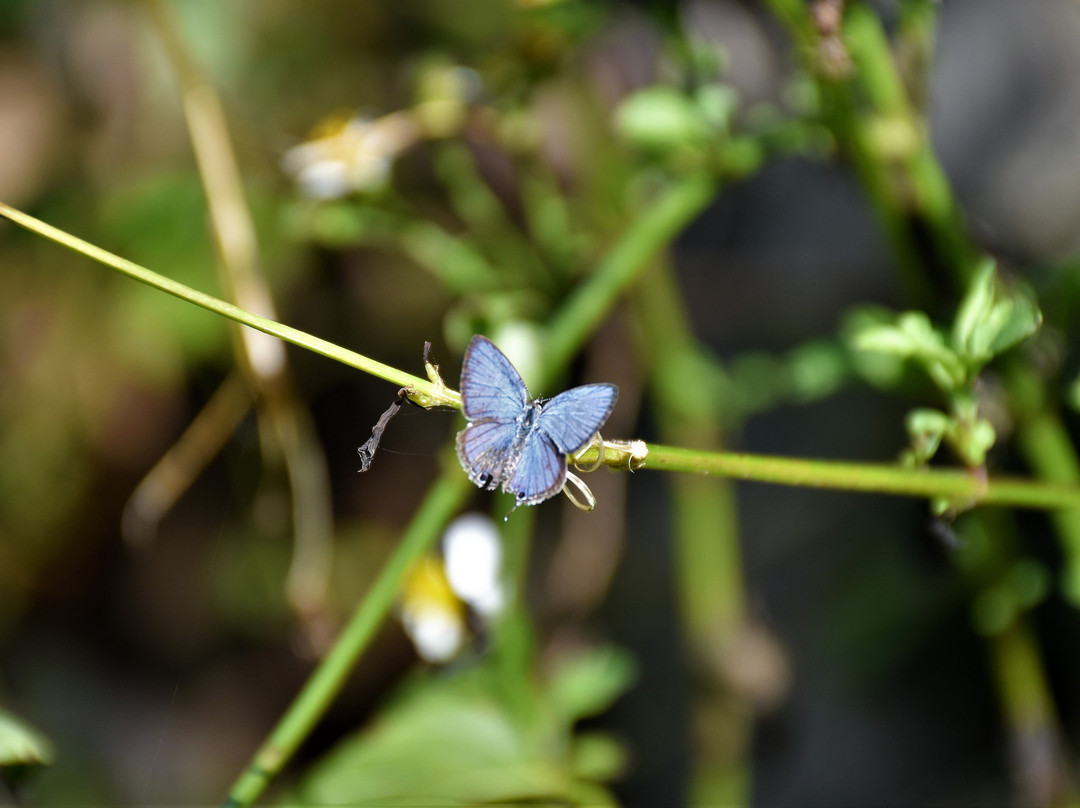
left=292, top=646, right=634, bottom=805
left=3, top=1, right=1080, bottom=806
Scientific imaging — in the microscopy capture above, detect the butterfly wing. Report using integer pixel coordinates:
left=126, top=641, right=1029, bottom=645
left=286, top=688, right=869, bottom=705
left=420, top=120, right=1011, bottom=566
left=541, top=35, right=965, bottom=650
left=457, top=336, right=617, bottom=506
left=457, top=336, right=530, bottom=489
left=456, top=419, right=518, bottom=490
left=459, top=335, right=530, bottom=423
left=536, top=383, right=618, bottom=454
left=503, top=426, right=567, bottom=505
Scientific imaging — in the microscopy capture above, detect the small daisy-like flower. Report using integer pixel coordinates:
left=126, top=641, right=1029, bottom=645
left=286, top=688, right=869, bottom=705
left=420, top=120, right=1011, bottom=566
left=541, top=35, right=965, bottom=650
left=397, top=514, right=506, bottom=663
left=443, top=513, right=505, bottom=618
left=398, top=555, right=466, bottom=663
left=282, top=112, right=421, bottom=199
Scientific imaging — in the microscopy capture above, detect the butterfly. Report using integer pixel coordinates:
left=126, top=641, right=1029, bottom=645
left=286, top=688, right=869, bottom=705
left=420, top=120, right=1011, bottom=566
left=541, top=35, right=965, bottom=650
left=456, top=335, right=618, bottom=507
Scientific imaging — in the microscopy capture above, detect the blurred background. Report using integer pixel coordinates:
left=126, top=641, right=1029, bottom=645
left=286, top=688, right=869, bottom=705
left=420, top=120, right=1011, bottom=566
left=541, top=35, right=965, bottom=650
left=4, top=0, right=1080, bottom=805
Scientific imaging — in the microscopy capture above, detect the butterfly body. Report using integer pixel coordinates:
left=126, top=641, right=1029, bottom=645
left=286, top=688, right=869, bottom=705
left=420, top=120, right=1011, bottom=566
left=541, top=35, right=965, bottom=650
left=456, top=336, right=618, bottom=506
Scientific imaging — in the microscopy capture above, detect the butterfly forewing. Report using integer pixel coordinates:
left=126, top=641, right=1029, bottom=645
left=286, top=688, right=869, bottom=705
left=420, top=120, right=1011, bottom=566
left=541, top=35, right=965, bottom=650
left=459, top=336, right=530, bottom=423
left=504, top=428, right=567, bottom=505
left=536, top=384, right=618, bottom=454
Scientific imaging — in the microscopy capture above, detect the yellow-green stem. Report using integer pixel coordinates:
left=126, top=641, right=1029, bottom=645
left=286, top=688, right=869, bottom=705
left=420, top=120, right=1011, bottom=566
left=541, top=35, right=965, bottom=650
left=639, top=444, right=1080, bottom=511
left=0, top=202, right=459, bottom=409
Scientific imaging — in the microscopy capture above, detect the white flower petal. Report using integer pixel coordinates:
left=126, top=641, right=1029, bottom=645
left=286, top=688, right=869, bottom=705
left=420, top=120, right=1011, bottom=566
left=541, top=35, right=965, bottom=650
left=443, top=513, right=503, bottom=613
left=403, top=608, right=464, bottom=663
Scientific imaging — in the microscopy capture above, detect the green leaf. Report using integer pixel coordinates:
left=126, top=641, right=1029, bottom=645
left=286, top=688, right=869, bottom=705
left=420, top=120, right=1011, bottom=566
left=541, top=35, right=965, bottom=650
left=852, top=311, right=965, bottom=391
left=291, top=662, right=624, bottom=807
left=951, top=259, right=1042, bottom=365
left=0, top=707, right=54, bottom=767
left=694, top=84, right=738, bottom=134
left=956, top=417, right=997, bottom=467
left=294, top=676, right=566, bottom=804
left=570, top=731, right=627, bottom=781
left=546, top=645, right=637, bottom=724
left=905, top=407, right=951, bottom=464
left=786, top=339, right=849, bottom=402
left=951, top=258, right=996, bottom=358
left=841, top=307, right=906, bottom=389
left=985, top=295, right=1041, bottom=357
left=615, top=86, right=712, bottom=151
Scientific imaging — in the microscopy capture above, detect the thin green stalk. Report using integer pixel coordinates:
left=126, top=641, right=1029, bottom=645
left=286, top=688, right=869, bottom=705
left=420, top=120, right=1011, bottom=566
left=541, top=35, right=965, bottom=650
left=639, top=444, right=1080, bottom=511
left=842, top=4, right=976, bottom=286
left=146, top=0, right=335, bottom=621
left=633, top=260, right=749, bottom=808
left=489, top=501, right=538, bottom=723
left=10, top=199, right=1080, bottom=512
left=223, top=466, right=472, bottom=808
left=989, top=621, right=1075, bottom=804
left=1014, top=409, right=1080, bottom=600
left=634, top=261, right=744, bottom=638
left=539, top=174, right=717, bottom=386
left=763, top=0, right=975, bottom=297
left=0, top=202, right=460, bottom=409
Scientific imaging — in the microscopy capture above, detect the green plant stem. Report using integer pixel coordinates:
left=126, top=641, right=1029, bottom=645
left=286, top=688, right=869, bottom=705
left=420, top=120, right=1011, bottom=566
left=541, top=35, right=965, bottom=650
left=146, top=0, right=335, bottom=622
left=539, top=174, right=717, bottom=387
left=639, top=444, right=1080, bottom=511
left=1012, top=402, right=1080, bottom=601
left=764, top=0, right=1080, bottom=578
left=764, top=0, right=975, bottom=298
left=843, top=4, right=975, bottom=287
left=223, top=466, right=472, bottom=808
left=633, top=261, right=744, bottom=637
left=489, top=500, right=538, bottom=722
left=632, top=260, right=749, bottom=806
left=9, top=199, right=1080, bottom=512
left=988, top=620, right=1075, bottom=804
left=0, top=202, right=460, bottom=409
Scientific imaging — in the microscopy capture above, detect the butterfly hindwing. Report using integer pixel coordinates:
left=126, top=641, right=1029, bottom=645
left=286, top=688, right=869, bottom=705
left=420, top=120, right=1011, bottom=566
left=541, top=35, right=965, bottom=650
left=536, top=383, right=618, bottom=454
left=504, top=427, right=567, bottom=505
left=459, top=336, right=530, bottom=423
left=456, top=419, right=517, bottom=490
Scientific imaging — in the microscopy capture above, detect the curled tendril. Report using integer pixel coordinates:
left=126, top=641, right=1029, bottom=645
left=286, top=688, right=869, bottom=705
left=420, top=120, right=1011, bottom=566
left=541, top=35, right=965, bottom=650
left=562, top=470, right=597, bottom=511
left=570, top=432, right=607, bottom=473
left=560, top=433, right=608, bottom=511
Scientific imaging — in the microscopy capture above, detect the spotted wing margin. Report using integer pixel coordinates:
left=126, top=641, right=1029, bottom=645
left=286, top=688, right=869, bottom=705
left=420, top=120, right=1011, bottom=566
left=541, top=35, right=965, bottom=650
left=536, top=384, right=618, bottom=454
left=504, top=428, right=567, bottom=505
left=459, top=335, right=530, bottom=423
left=456, top=419, right=517, bottom=490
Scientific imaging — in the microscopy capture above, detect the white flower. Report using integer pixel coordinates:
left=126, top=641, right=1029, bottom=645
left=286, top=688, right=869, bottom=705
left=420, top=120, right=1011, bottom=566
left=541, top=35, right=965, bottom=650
left=443, top=513, right=505, bottom=618
left=398, top=556, right=466, bottom=663
left=282, top=112, right=420, bottom=199
left=401, top=606, right=465, bottom=664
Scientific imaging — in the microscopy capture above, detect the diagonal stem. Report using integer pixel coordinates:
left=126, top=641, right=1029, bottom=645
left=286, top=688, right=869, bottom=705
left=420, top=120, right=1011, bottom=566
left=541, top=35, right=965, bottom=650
left=0, top=201, right=460, bottom=409
left=223, top=466, right=472, bottom=807
left=7, top=198, right=1080, bottom=513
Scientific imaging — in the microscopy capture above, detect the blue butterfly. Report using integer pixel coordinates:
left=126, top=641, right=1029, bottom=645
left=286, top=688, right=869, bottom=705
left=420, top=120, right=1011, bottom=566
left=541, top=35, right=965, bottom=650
left=456, top=335, right=618, bottom=507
